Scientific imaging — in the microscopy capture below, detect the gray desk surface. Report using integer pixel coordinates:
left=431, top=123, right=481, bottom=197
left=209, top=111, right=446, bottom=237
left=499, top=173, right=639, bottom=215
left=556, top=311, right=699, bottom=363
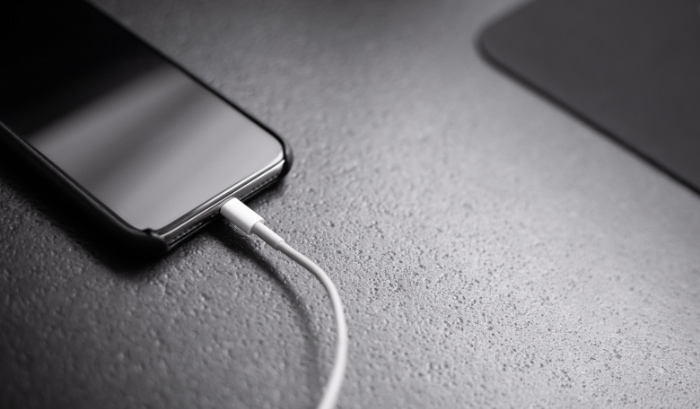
left=2, top=0, right=699, bottom=408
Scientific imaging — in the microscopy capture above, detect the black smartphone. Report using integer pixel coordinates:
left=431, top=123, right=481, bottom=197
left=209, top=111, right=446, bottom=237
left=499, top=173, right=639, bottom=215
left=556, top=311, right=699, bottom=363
left=0, top=1, right=291, bottom=253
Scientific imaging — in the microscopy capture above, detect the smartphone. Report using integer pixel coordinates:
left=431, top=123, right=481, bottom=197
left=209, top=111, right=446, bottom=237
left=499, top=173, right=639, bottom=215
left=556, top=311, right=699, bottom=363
left=0, top=1, right=291, bottom=253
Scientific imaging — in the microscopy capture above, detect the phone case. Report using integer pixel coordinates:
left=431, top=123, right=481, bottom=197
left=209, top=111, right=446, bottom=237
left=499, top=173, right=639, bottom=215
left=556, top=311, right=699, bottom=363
left=0, top=2, right=293, bottom=255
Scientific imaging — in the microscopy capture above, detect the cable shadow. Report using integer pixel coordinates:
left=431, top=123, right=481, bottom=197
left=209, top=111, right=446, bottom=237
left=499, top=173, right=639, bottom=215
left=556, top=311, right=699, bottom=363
left=207, top=221, right=324, bottom=402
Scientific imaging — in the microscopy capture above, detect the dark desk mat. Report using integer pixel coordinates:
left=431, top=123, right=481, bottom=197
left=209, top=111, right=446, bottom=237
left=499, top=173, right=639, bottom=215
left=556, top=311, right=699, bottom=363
left=481, top=0, right=700, bottom=193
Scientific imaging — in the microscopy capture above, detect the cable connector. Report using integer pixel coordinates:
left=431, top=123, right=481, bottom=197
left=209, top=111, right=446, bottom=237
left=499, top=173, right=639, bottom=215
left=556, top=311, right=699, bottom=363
left=220, top=197, right=263, bottom=234
left=221, top=198, right=285, bottom=249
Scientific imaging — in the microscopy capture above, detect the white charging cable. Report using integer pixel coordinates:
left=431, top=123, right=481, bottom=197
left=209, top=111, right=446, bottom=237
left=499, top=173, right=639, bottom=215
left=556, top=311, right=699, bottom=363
left=220, top=198, right=348, bottom=409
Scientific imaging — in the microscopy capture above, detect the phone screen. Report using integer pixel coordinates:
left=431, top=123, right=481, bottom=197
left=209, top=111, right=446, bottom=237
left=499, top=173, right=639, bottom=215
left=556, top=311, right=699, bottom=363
left=0, top=2, right=285, bottom=235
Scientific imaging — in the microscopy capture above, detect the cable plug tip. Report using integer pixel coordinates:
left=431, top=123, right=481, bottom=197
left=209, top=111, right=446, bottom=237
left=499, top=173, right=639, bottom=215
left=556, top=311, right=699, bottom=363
left=220, top=198, right=263, bottom=234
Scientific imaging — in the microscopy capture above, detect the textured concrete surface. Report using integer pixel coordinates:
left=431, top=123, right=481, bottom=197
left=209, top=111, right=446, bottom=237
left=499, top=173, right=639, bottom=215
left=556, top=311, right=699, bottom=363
left=2, top=0, right=700, bottom=408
